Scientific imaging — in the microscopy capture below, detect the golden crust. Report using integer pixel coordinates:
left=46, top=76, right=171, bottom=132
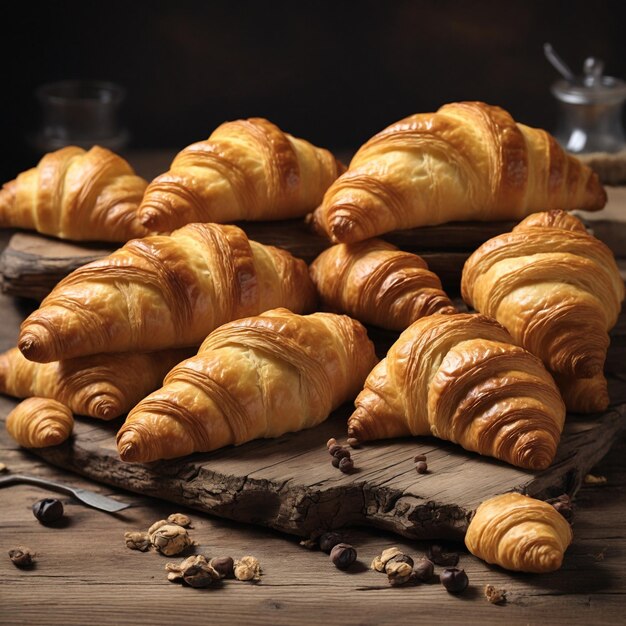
left=0, top=347, right=192, bottom=420
left=465, top=492, right=573, bottom=573
left=0, top=146, right=148, bottom=242
left=348, top=313, right=565, bottom=470
left=461, top=210, right=625, bottom=411
left=138, top=118, right=345, bottom=232
left=6, top=397, right=74, bottom=448
left=310, top=102, right=606, bottom=243
left=309, top=239, right=456, bottom=331
left=117, top=308, right=378, bottom=462
left=18, top=223, right=317, bottom=363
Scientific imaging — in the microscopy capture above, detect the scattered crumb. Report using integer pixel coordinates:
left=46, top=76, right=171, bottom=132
left=299, top=538, right=318, bottom=550
left=0, top=463, right=7, bottom=473
left=584, top=474, right=607, bottom=485
left=485, top=584, right=507, bottom=604
left=594, top=547, right=607, bottom=561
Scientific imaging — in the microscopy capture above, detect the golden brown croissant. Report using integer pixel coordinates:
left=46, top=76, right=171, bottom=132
left=6, top=397, right=74, bottom=448
left=461, top=210, right=624, bottom=411
left=309, top=102, right=606, bottom=243
left=18, top=223, right=317, bottom=363
left=117, top=308, right=378, bottom=462
left=348, top=313, right=565, bottom=470
left=465, top=492, right=573, bottom=573
left=138, top=118, right=344, bottom=233
left=309, top=239, right=456, bottom=331
left=0, top=346, right=192, bottom=420
left=551, top=372, right=609, bottom=414
left=0, top=145, right=149, bottom=242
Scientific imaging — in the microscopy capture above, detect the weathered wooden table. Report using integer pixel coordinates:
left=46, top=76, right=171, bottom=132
left=0, top=245, right=625, bottom=625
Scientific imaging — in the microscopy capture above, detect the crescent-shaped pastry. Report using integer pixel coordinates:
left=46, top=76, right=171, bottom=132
left=138, top=118, right=344, bottom=232
left=461, top=210, right=624, bottom=411
left=348, top=313, right=565, bottom=470
left=309, top=239, right=456, bottom=331
left=0, top=146, right=148, bottom=242
left=18, top=223, right=316, bottom=363
left=309, top=102, right=606, bottom=243
left=0, top=347, right=192, bottom=420
left=117, top=308, right=378, bottom=462
left=465, top=492, right=573, bottom=573
left=6, top=397, right=74, bottom=448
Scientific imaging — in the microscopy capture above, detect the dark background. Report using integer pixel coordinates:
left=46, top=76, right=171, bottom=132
left=2, top=0, right=625, bottom=181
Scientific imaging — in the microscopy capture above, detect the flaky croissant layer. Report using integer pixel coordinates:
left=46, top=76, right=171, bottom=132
left=310, top=101, right=606, bottom=243
left=0, top=145, right=149, bottom=242
left=138, top=117, right=344, bottom=232
left=348, top=313, right=565, bottom=470
left=465, top=492, right=573, bottom=573
left=6, top=397, right=74, bottom=448
left=18, top=223, right=316, bottom=363
left=309, top=239, right=456, bottom=331
left=117, top=308, right=378, bottom=463
left=0, top=347, right=192, bottom=420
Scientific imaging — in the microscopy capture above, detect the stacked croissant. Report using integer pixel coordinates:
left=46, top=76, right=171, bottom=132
left=2, top=102, right=623, bottom=574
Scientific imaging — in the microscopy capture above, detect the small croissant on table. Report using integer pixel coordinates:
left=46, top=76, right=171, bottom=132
left=117, top=308, right=378, bottom=463
left=6, top=397, right=74, bottom=448
left=465, top=492, right=573, bottom=573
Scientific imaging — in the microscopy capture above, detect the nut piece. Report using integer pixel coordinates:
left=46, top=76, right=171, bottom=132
left=209, top=556, right=235, bottom=579
left=326, top=438, right=337, bottom=449
left=385, top=554, right=414, bottom=572
left=0, top=462, right=8, bottom=473
left=165, top=555, right=220, bottom=587
left=9, top=546, right=35, bottom=568
left=234, top=556, right=262, bottom=581
left=371, top=547, right=402, bottom=572
left=32, top=498, right=64, bottom=525
left=150, top=524, right=192, bottom=556
left=440, top=567, right=469, bottom=594
left=147, top=519, right=169, bottom=537
left=346, top=437, right=360, bottom=448
left=167, top=513, right=192, bottom=528
left=415, top=461, right=428, bottom=474
left=319, top=531, right=344, bottom=554
left=485, top=584, right=507, bottom=604
left=413, top=454, right=427, bottom=463
left=412, top=557, right=435, bottom=582
left=330, top=543, right=357, bottom=570
left=124, top=531, right=151, bottom=551
left=386, top=560, right=414, bottom=586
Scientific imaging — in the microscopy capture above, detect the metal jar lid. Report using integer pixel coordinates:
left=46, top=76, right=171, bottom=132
left=551, top=57, right=626, bottom=105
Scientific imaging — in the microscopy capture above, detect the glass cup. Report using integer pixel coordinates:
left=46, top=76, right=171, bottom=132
left=33, top=79, right=129, bottom=153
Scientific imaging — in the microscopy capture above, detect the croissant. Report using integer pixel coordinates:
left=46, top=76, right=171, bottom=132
left=309, top=239, right=456, bottom=331
left=0, top=145, right=149, bottom=242
left=137, top=118, right=344, bottom=233
left=465, top=492, right=573, bottom=573
left=6, top=397, right=74, bottom=448
left=0, top=346, right=192, bottom=420
left=18, top=223, right=316, bottom=363
left=117, top=308, right=378, bottom=462
left=461, top=210, right=624, bottom=411
left=551, top=372, right=609, bottom=414
left=348, top=313, right=565, bottom=470
left=309, top=101, right=606, bottom=244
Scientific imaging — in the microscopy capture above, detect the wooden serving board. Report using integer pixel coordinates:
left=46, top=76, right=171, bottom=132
left=19, top=313, right=626, bottom=542
left=0, top=219, right=517, bottom=301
